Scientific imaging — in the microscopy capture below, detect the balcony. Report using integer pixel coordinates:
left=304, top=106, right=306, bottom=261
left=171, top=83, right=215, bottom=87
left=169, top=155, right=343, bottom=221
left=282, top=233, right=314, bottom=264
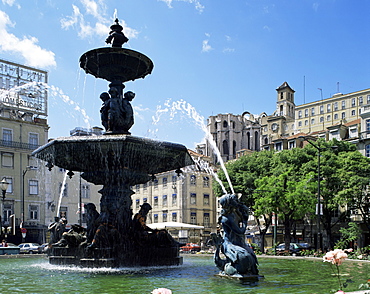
left=0, top=139, right=40, bottom=150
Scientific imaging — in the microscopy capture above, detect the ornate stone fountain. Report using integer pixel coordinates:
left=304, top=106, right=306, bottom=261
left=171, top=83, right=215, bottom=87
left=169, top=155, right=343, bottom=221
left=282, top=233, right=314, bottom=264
left=32, top=19, right=193, bottom=267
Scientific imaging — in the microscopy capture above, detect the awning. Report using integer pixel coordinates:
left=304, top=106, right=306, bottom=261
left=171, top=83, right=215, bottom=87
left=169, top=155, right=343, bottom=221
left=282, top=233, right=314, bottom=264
left=147, top=221, right=204, bottom=230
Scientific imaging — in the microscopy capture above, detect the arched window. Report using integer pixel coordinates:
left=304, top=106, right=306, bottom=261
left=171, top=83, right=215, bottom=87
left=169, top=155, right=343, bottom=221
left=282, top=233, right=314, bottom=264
left=254, top=131, right=259, bottom=150
left=233, top=140, right=236, bottom=156
left=214, top=122, right=217, bottom=130
left=223, top=121, right=228, bottom=128
left=247, top=132, right=250, bottom=150
left=222, top=140, right=229, bottom=155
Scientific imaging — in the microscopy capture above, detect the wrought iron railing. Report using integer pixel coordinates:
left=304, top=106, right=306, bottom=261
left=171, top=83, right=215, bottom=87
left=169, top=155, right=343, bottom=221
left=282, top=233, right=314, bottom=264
left=0, top=139, right=39, bottom=150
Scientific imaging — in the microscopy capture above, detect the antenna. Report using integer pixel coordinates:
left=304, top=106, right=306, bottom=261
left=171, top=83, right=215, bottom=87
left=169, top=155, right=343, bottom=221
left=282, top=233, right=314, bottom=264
left=337, top=82, right=340, bottom=93
left=303, top=76, right=306, bottom=104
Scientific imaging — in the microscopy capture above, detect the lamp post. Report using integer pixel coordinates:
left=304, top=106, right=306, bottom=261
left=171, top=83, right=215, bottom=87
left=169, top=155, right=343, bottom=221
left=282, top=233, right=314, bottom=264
left=299, top=136, right=337, bottom=252
left=22, top=166, right=38, bottom=224
left=0, top=178, right=9, bottom=240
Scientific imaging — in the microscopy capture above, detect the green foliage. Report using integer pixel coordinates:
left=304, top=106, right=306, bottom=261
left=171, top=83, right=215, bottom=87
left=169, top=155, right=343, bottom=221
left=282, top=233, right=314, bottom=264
left=335, top=222, right=361, bottom=249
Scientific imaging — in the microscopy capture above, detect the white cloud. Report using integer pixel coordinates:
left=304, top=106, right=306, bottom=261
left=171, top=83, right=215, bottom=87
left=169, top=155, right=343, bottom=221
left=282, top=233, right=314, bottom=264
left=2, top=0, right=20, bottom=9
left=201, top=39, right=212, bottom=53
left=223, top=48, right=235, bottom=53
left=158, top=0, right=205, bottom=13
left=0, top=10, right=56, bottom=68
left=263, top=25, right=271, bottom=32
left=313, top=2, right=319, bottom=12
left=61, top=0, right=138, bottom=40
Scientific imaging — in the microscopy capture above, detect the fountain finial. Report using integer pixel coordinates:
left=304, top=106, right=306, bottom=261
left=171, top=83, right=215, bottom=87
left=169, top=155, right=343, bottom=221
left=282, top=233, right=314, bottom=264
left=105, top=18, right=129, bottom=48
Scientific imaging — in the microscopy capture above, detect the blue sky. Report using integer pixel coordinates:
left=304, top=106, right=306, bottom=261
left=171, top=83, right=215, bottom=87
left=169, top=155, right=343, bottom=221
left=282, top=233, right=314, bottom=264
left=1, top=0, right=369, bottom=149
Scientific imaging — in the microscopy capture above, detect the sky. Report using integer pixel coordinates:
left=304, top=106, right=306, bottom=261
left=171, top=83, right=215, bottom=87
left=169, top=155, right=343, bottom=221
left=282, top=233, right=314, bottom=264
left=1, top=0, right=370, bottom=149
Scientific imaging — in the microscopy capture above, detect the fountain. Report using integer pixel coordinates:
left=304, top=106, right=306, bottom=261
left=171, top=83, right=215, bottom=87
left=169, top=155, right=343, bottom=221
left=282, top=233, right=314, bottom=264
left=31, top=19, right=193, bottom=267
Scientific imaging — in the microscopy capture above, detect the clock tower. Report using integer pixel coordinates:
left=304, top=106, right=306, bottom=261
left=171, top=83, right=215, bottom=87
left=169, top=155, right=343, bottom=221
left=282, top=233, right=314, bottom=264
left=276, top=81, right=295, bottom=120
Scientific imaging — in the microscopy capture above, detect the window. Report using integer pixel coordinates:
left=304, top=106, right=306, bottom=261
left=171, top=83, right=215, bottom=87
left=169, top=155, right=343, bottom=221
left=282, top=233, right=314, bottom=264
left=203, top=213, right=210, bottom=227
left=327, top=115, right=331, bottom=121
left=59, top=206, right=67, bottom=219
left=320, top=105, right=324, bottom=114
left=143, top=198, right=147, bottom=203
left=368, top=95, right=370, bottom=104
left=334, top=113, right=338, bottom=120
left=341, top=100, right=346, bottom=109
left=172, top=212, right=177, bottom=222
left=153, top=179, right=158, bottom=189
left=3, top=203, right=12, bottom=223
left=135, top=199, right=140, bottom=209
left=81, top=184, right=90, bottom=198
left=2, top=128, right=12, bottom=142
left=2, top=177, right=12, bottom=193
left=366, top=144, right=370, bottom=157
left=29, top=205, right=39, bottom=220
left=190, top=175, right=196, bottom=186
left=311, top=119, right=315, bottom=125
left=203, top=176, right=210, bottom=188
left=223, top=121, right=228, bottom=128
left=341, top=112, right=345, bottom=119
left=154, top=196, right=158, bottom=207
left=359, top=96, right=363, bottom=105
left=366, top=119, right=370, bottom=132
left=163, top=213, right=167, bottom=222
left=304, top=109, right=308, bottom=117
left=275, top=142, right=282, bottom=151
left=29, top=180, right=38, bottom=195
left=203, top=194, right=210, bottom=205
left=351, top=110, right=356, bottom=116
left=298, top=121, right=302, bottom=127
left=320, top=117, right=324, bottom=123
left=304, top=120, right=308, bottom=126
left=190, top=193, right=196, bottom=205
left=327, top=104, right=331, bottom=112
left=352, top=98, right=356, bottom=107
left=162, top=177, right=167, bottom=187
left=59, top=182, right=68, bottom=197
left=154, top=214, right=158, bottom=223
left=334, top=102, right=338, bottom=111
left=289, top=141, right=295, bottom=149
left=172, top=194, right=177, bottom=206
left=2, top=152, right=14, bottom=168
left=28, top=133, right=39, bottom=148
left=190, top=212, right=196, bottom=224
left=135, top=184, right=140, bottom=192
left=143, top=183, right=147, bottom=191
left=162, top=195, right=167, bottom=206
left=172, top=175, right=177, bottom=184
left=311, top=107, right=315, bottom=116
left=298, top=110, right=302, bottom=118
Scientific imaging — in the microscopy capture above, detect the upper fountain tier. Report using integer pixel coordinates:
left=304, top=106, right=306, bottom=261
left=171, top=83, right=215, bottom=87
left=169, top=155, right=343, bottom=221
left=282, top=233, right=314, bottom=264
left=79, top=19, right=153, bottom=83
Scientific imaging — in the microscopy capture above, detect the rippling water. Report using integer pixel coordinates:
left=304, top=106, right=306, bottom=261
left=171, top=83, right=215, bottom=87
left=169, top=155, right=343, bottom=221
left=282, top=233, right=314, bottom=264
left=0, top=255, right=368, bottom=293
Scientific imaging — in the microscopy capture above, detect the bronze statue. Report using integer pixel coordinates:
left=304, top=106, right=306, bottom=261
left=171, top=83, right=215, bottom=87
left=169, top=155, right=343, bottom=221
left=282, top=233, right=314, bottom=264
left=212, top=194, right=259, bottom=277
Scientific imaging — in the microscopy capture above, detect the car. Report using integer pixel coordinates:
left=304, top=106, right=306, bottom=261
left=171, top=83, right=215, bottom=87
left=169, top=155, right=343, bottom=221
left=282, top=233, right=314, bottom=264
left=275, top=243, right=304, bottom=255
left=180, top=243, right=201, bottom=252
left=18, top=243, right=41, bottom=254
left=38, top=243, right=49, bottom=253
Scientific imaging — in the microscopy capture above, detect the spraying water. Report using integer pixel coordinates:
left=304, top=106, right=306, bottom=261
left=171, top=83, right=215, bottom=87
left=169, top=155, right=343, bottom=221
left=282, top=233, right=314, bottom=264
left=0, top=81, right=92, bottom=128
left=152, top=99, right=235, bottom=195
left=56, top=170, right=68, bottom=218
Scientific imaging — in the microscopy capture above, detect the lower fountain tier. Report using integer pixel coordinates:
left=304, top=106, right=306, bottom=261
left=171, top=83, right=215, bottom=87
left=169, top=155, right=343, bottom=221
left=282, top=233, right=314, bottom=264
left=48, top=246, right=183, bottom=267
left=31, top=134, right=193, bottom=185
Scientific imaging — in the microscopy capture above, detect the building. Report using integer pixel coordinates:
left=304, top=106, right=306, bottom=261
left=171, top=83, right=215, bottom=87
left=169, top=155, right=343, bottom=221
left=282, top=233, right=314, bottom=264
left=132, top=150, right=217, bottom=244
left=0, top=59, right=49, bottom=244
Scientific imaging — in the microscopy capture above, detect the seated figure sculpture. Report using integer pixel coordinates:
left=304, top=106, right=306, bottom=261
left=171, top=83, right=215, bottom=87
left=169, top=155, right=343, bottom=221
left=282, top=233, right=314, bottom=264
left=211, top=194, right=259, bottom=277
left=133, top=203, right=179, bottom=247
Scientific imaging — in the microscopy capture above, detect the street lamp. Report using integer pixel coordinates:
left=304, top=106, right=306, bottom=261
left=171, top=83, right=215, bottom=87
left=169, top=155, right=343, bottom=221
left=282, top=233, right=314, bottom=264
left=299, top=136, right=337, bottom=252
left=22, top=166, right=38, bottom=224
left=0, top=178, right=9, bottom=240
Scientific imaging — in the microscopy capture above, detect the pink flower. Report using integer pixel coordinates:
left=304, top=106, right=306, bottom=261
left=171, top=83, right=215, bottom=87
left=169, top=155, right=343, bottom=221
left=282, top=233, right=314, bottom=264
left=323, top=249, right=348, bottom=265
left=151, top=288, right=172, bottom=294
left=334, top=291, right=345, bottom=294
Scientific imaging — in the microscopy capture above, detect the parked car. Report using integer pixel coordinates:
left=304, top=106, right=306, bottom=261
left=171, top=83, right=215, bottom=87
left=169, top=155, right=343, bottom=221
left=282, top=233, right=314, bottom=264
left=275, top=243, right=304, bottom=255
left=38, top=243, right=49, bottom=253
left=18, top=243, right=41, bottom=254
left=180, top=243, right=201, bottom=252
left=298, top=242, right=314, bottom=251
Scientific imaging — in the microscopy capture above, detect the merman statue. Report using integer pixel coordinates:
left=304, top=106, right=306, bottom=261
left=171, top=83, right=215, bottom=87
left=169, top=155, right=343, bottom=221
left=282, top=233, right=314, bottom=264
left=211, top=194, right=259, bottom=278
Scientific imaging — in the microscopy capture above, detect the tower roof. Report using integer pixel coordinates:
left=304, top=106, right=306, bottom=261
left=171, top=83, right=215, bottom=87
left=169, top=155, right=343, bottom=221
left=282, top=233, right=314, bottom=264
left=276, top=81, right=295, bottom=92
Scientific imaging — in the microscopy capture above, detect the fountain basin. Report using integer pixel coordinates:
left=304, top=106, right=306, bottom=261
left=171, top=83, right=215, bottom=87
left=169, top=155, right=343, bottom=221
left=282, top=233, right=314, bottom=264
left=79, top=47, right=154, bottom=82
left=32, top=135, right=193, bottom=185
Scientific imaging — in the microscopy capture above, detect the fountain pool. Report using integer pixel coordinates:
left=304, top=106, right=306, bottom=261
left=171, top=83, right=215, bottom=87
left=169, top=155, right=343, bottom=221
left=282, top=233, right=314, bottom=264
left=1, top=255, right=369, bottom=293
